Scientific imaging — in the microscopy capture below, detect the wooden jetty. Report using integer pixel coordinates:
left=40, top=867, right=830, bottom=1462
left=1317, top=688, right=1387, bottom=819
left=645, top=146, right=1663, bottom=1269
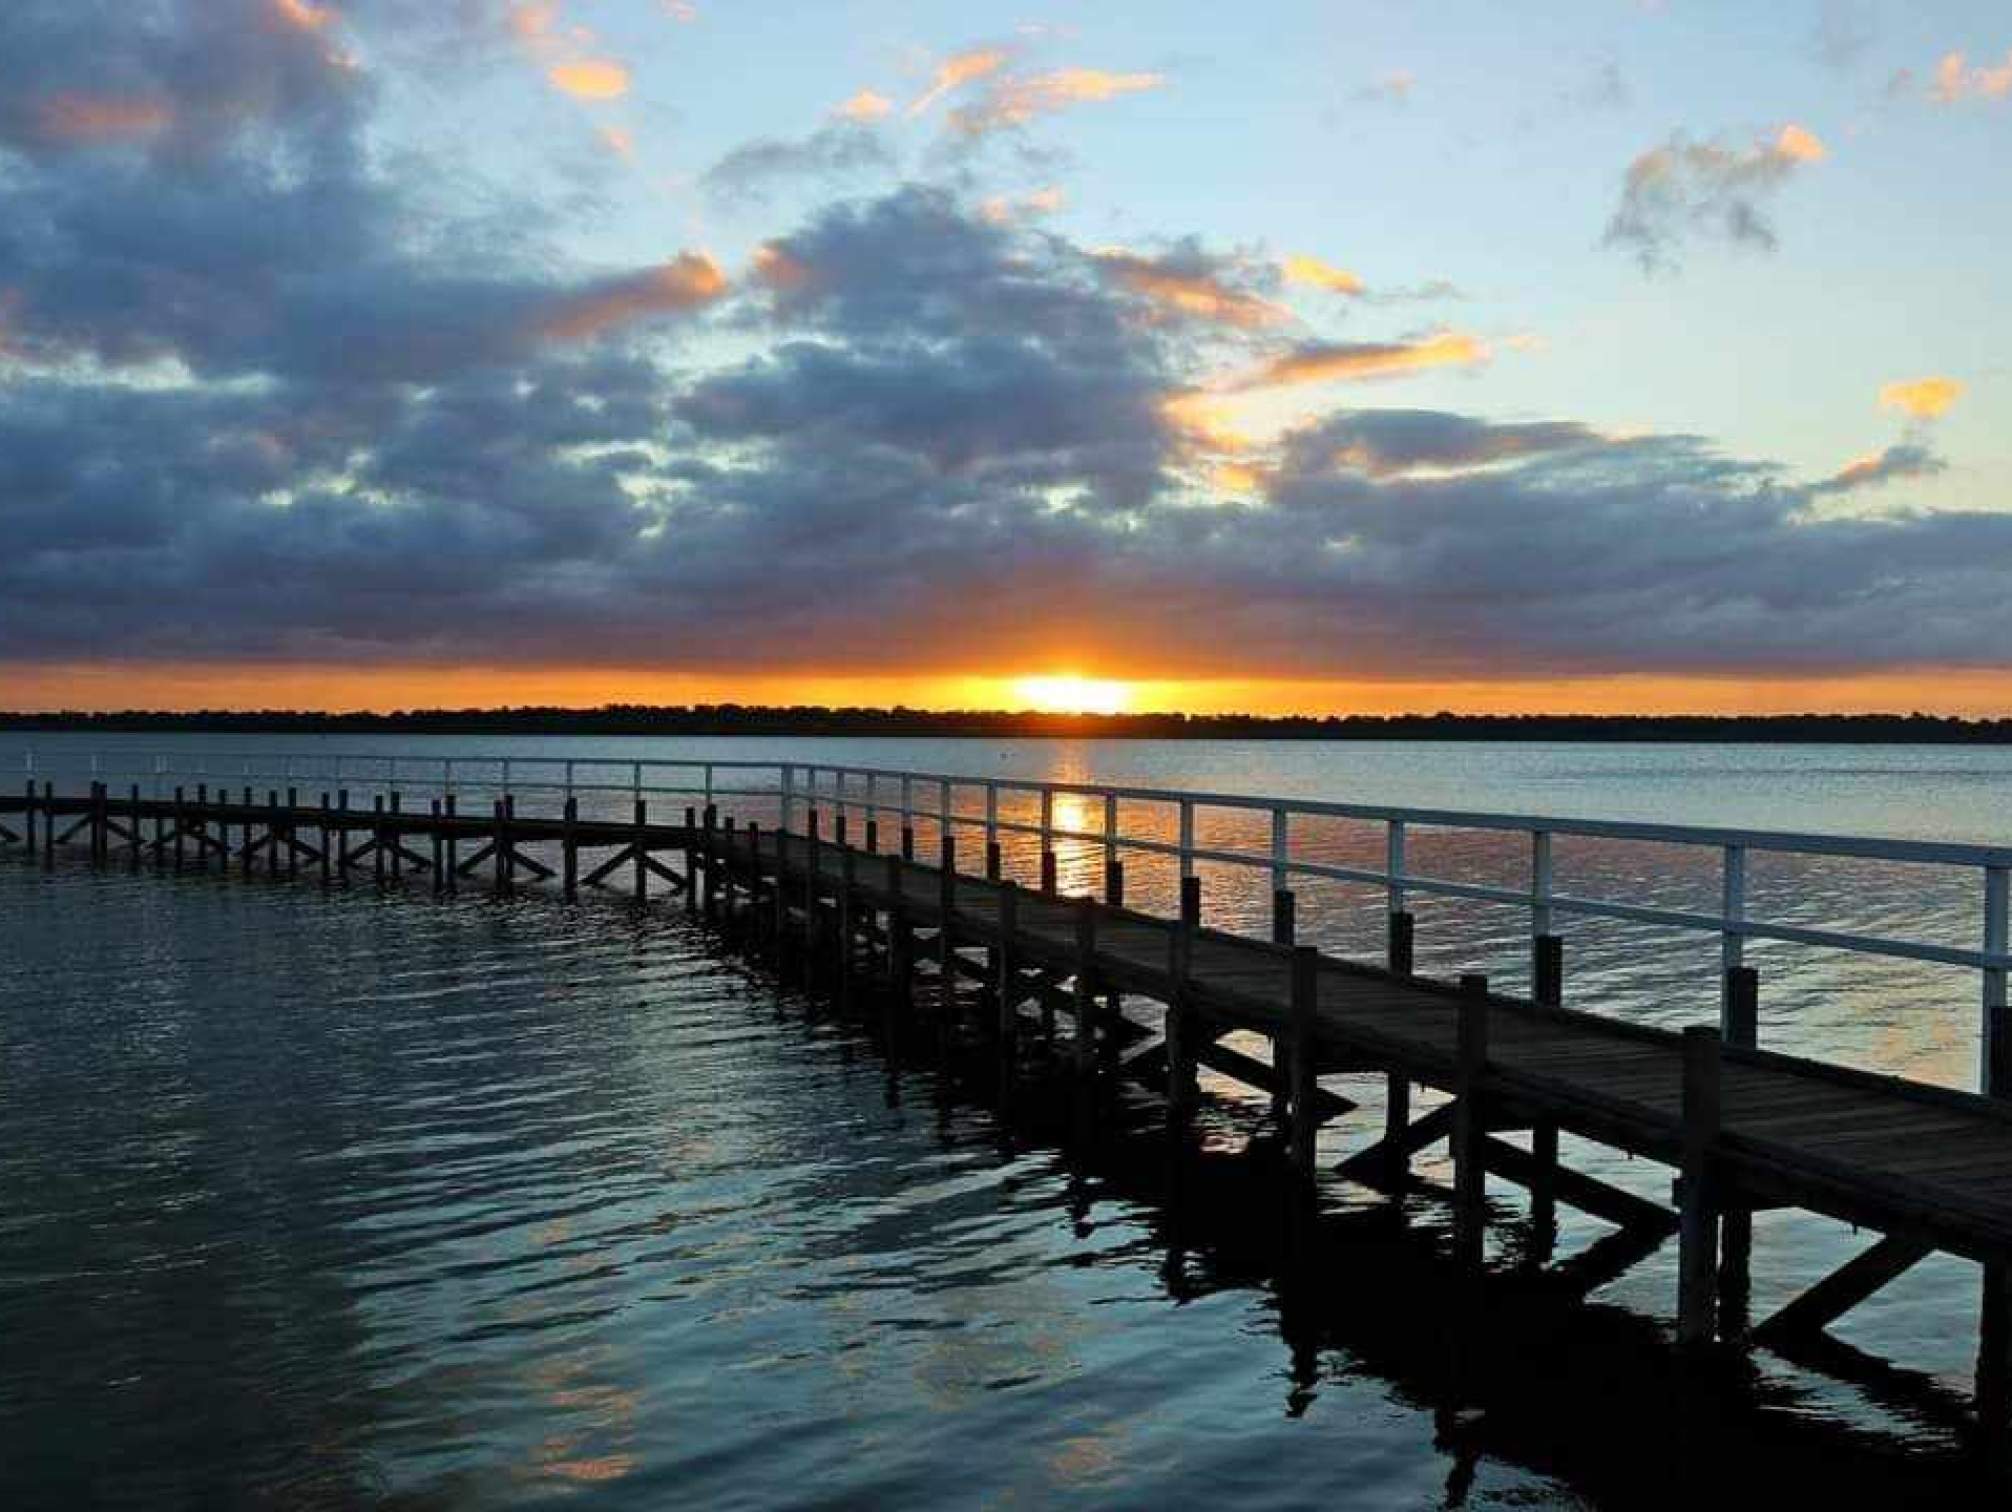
left=7, top=757, right=2012, bottom=1433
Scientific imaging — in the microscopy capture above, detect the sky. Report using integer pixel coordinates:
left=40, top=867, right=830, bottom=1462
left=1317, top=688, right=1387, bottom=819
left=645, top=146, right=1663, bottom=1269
left=1, top=0, right=2010, bottom=715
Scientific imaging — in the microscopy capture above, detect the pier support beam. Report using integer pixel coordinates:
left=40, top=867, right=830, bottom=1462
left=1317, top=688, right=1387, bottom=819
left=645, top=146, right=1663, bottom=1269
left=1453, top=974, right=1490, bottom=1266
left=1677, top=1026, right=1723, bottom=1348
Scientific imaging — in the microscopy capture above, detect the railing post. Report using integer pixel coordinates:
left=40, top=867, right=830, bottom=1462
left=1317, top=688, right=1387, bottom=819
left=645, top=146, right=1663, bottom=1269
left=1986, top=865, right=2010, bottom=1097
left=1386, top=820, right=1413, bottom=973
left=633, top=797, right=648, bottom=901
left=1270, top=806, right=1292, bottom=945
left=863, top=773, right=877, bottom=852
left=1531, top=830, right=1562, bottom=1004
left=1720, top=843, right=1747, bottom=1022
left=939, top=778, right=952, bottom=858
left=1178, top=799, right=1195, bottom=880
left=780, top=764, right=796, bottom=834
left=900, top=775, right=915, bottom=860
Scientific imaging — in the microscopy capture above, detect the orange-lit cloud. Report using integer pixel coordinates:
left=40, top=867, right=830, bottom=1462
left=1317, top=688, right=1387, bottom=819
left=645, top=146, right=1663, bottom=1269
left=1281, top=254, right=1365, bottom=295
left=907, top=47, right=1011, bottom=116
left=1879, top=375, right=1963, bottom=419
left=750, top=242, right=809, bottom=290
left=1095, top=251, right=1286, bottom=329
left=1774, top=122, right=1827, bottom=161
left=1160, top=390, right=1259, bottom=453
left=540, top=253, right=727, bottom=342
left=951, top=67, right=1164, bottom=134
left=272, top=0, right=337, bottom=30
left=36, top=93, right=174, bottom=144
left=980, top=185, right=1065, bottom=222
left=1231, top=330, right=1489, bottom=390
left=835, top=89, right=893, bottom=121
left=599, top=125, right=635, bottom=159
left=549, top=60, right=631, bottom=100
left=511, top=2, right=560, bottom=40
left=1930, top=49, right=2012, bottom=103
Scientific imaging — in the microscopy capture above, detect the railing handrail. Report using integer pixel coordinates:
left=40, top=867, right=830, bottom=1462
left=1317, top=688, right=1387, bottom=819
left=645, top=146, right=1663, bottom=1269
left=13, top=745, right=2011, bottom=868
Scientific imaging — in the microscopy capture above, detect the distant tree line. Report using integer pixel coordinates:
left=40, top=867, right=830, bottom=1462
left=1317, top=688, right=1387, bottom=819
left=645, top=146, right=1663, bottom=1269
left=4, top=705, right=2012, bottom=742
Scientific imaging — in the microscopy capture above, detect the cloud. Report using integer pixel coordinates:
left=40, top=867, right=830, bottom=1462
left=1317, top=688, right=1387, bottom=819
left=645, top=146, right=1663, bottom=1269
left=31, top=93, right=176, bottom=147
left=907, top=47, right=1012, bottom=117
left=547, top=59, right=630, bottom=100
left=1879, top=376, right=1964, bottom=420
left=949, top=67, right=1164, bottom=136
left=1604, top=125, right=1827, bottom=272
left=538, top=255, right=728, bottom=343
left=1812, top=443, right=1946, bottom=495
left=1282, top=254, right=1365, bottom=296
left=1228, top=331, right=1490, bottom=390
left=1930, top=49, right=2012, bottom=103
left=700, top=122, right=894, bottom=205
left=1282, top=409, right=1603, bottom=477
left=1094, top=247, right=1288, bottom=329
left=835, top=88, right=893, bottom=122
left=271, top=0, right=336, bottom=32
left=1810, top=1, right=1874, bottom=70
left=979, top=185, right=1065, bottom=223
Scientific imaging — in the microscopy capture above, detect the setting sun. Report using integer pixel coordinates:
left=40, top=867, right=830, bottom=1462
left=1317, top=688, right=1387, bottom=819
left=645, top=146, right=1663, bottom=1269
left=1010, top=675, right=1134, bottom=714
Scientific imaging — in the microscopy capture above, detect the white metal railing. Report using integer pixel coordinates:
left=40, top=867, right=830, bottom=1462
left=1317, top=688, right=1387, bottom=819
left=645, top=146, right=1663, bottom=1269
left=14, top=747, right=2012, bottom=1090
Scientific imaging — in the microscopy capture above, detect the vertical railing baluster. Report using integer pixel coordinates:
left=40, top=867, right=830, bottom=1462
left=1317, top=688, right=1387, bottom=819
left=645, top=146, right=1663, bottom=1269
left=1178, top=798, right=1195, bottom=880
left=1985, top=865, right=2009, bottom=1096
left=1721, top=844, right=1747, bottom=1026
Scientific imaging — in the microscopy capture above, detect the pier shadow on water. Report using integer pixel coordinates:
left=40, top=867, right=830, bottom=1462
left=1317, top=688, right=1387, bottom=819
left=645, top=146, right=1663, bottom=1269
left=0, top=856, right=2003, bottom=1508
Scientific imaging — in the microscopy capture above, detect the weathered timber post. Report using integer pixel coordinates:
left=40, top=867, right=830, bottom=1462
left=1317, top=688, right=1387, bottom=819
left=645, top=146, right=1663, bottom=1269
left=1167, top=876, right=1200, bottom=1120
left=1270, top=891, right=1298, bottom=1123
left=128, top=784, right=142, bottom=869
left=804, top=809, right=822, bottom=963
left=1719, top=965, right=1759, bottom=1331
left=266, top=790, right=281, bottom=877
left=1388, top=910, right=1415, bottom=974
left=1534, top=934, right=1563, bottom=1006
left=172, top=786, right=185, bottom=869
left=1453, top=973, right=1491, bottom=1268
left=683, top=805, right=698, bottom=913
left=634, top=797, right=648, bottom=902
left=372, top=795, right=386, bottom=885
left=701, top=804, right=718, bottom=917
left=986, top=841, right=1001, bottom=882
left=318, top=793, right=331, bottom=885
left=92, top=781, right=107, bottom=867
left=1983, top=867, right=2010, bottom=1423
left=443, top=793, right=458, bottom=896
left=22, top=778, right=36, bottom=861
left=995, top=881, right=1020, bottom=1051
left=720, top=816, right=737, bottom=917
left=1678, top=1025, right=1724, bottom=1348
left=1529, top=932, right=1565, bottom=1248
left=40, top=782, right=53, bottom=870
left=284, top=787, right=299, bottom=880
left=901, top=822, right=915, bottom=862
left=1288, top=946, right=1320, bottom=1181
left=864, top=817, right=879, bottom=854
left=334, top=789, right=348, bottom=875
left=1105, top=857, right=1124, bottom=907
left=839, top=842, right=858, bottom=978
left=491, top=798, right=509, bottom=897
left=770, top=823, right=789, bottom=946
left=195, top=784, right=210, bottom=872
left=886, top=852, right=910, bottom=991
left=1041, top=849, right=1057, bottom=897
left=429, top=799, right=443, bottom=891
left=238, top=787, right=254, bottom=877
left=1073, top=896, right=1098, bottom=1079
left=388, top=790, right=404, bottom=875
left=937, top=835, right=957, bottom=1029
left=503, top=795, right=517, bottom=893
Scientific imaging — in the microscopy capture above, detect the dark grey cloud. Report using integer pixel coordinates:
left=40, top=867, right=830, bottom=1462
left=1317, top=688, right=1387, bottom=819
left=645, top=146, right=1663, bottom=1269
left=1604, top=128, right=1824, bottom=273
left=699, top=122, right=896, bottom=206
left=2, top=5, right=2006, bottom=686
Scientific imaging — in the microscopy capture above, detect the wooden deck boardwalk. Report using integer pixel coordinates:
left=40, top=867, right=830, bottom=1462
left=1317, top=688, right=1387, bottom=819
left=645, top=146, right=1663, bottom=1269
left=9, top=776, right=2012, bottom=1425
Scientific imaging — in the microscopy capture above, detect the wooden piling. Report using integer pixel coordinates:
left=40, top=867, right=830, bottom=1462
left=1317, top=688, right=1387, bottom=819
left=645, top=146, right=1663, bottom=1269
left=995, top=880, right=1020, bottom=1050
left=317, top=793, right=330, bottom=885
left=701, top=804, right=718, bottom=916
left=372, top=796, right=386, bottom=885
left=1534, top=934, right=1563, bottom=1006
left=1388, top=910, right=1415, bottom=975
left=986, top=840, right=1001, bottom=882
left=938, top=835, right=957, bottom=1027
left=1041, top=849, right=1057, bottom=896
left=634, top=798, right=648, bottom=901
left=1105, top=858, right=1124, bottom=907
left=22, top=779, right=35, bottom=860
left=683, top=805, right=698, bottom=912
left=172, top=786, right=185, bottom=869
left=429, top=799, right=443, bottom=891
left=127, top=785, right=142, bottom=869
left=1167, top=889, right=1197, bottom=1120
left=1719, top=965, right=1759, bottom=1328
left=443, top=793, right=458, bottom=895
left=1272, top=889, right=1295, bottom=947
left=1677, top=1025, right=1723, bottom=1348
left=1288, top=946, right=1319, bottom=1180
left=1073, top=896, right=1097, bottom=1078
left=1453, top=973, right=1490, bottom=1267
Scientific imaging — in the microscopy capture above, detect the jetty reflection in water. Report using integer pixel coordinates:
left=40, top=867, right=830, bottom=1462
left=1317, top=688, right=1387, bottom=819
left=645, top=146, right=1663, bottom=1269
left=0, top=859, right=2002, bottom=1509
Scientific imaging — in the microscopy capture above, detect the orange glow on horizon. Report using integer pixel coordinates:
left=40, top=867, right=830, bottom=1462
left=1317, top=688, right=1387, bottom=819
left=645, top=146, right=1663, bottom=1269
left=6, top=662, right=2012, bottom=719
left=1010, top=676, right=1135, bottom=715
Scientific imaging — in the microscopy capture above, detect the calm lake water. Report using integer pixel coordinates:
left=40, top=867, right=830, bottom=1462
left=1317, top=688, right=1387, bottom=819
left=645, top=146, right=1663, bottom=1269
left=5, top=737, right=2011, bottom=1508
